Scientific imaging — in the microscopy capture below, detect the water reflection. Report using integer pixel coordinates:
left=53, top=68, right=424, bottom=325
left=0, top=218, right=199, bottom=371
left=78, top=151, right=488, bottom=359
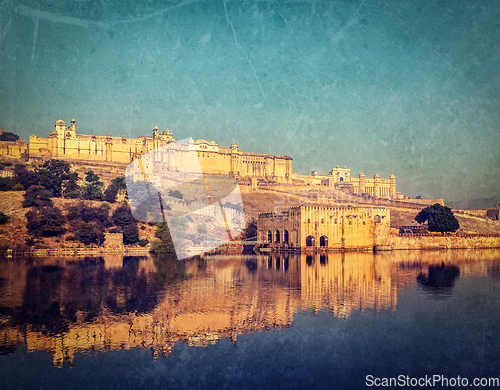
left=0, top=249, right=499, bottom=368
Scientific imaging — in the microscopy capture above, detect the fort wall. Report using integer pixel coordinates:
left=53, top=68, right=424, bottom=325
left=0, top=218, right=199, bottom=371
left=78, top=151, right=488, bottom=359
left=27, top=118, right=293, bottom=183
left=383, top=235, right=500, bottom=250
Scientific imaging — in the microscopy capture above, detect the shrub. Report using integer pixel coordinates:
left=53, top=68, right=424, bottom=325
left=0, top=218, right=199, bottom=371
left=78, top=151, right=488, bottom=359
left=0, top=177, right=11, bottom=191
left=66, top=202, right=112, bottom=228
left=74, top=222, right=105, bottom=246
left=112, top=203, right=139, bottom=245
left=11, top=183, right=24, bottom=191
left=81, top=170, right=103, bottom=200
left=104, top=183, right=119, bottom=203
left=0, top=211, right=9, bottom=225
left=22, top=185, right=53, bottom=208
left=26, top=206, right=65, bottom=237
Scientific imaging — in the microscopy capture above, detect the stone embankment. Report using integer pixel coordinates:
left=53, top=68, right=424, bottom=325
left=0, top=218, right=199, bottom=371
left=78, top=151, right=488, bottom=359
left=378, top=234, right=500, bottom=251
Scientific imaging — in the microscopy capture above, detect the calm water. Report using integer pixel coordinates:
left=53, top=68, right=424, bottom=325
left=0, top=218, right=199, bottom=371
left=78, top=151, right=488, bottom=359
left=1, top=250, right=500, bottom=389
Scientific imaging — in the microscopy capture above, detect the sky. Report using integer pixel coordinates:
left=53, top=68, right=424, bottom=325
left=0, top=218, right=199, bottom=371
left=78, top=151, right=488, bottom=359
left=0, top=0, right=499, bottom=202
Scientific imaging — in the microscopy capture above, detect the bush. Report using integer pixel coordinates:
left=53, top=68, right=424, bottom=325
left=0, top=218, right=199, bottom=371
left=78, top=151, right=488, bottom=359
left=74, top=222, right=105, bottom=246
left=66, top=202, right=112, bottom=228
left=0, top=177, right=11, bottom=191
left=26, top=206, right=65, bottom=237
left=112, top=203, right=139, bottom=245
left=22, top=185, right=53, bottom=208
left=138, top=238, right=149, bottom=247
left=11, top=183, right=24, bottom=191
left=0, top=211, right=9, bottom=225
left=104, top=183, right=119, bottom=203
left=81, top=170, right=103, bottom=200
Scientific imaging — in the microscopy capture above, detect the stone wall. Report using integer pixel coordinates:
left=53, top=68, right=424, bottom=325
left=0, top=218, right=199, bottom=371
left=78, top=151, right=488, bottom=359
left=104, top=233, right=123, bottom=249
left=382, top=235, right=500, bottom=250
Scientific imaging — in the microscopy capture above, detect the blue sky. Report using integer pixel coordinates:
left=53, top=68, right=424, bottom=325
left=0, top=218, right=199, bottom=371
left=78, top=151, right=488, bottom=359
left=1, top=0, right=499, bottom=202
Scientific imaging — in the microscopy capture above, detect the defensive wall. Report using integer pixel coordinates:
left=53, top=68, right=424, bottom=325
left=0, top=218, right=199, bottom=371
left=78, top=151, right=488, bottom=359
left=27, top=118, right=292, bottom=183
left=380, top=233, right=500, bottom=251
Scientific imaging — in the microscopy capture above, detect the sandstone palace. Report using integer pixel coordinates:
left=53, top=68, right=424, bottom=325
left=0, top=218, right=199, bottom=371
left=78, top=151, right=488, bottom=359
left=2, top=118, right=400, bottom=197
left=28, top=118, right=293, bottom=183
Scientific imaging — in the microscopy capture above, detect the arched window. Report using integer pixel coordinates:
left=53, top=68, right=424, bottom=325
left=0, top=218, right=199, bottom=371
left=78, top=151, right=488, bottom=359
left=283, top=230, right=289, bottom=243
left=267, top=230, right=272, bottom=243
left=306, top=235, right=315, bottom=247
left=320, top=235, right=328, bottom=247
left=306, top=255, right=314, bottom=265
left=275, top=230, right=281, bottom=243
left=374, top=215, right=381, bottom=224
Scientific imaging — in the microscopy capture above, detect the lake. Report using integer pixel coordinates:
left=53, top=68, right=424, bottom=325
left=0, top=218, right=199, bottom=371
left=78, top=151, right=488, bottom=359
left=1, top=249, right=500, bottom=389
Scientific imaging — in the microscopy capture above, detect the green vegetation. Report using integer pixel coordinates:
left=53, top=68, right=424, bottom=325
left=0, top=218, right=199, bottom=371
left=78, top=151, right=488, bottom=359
left=241, top=217, right=258, bottom=240
left=151, top=221, right=175, bottom=254
left=22, top=185, right=53, bottom=208
left=0, top=131, right=20, bottom=142
left=197, top=223, right=207, bottom=235
left=35, top=159, right=76, bottom=197
left=26, top=206, right=66, bottom=237
left=168, top=189, right=183, bottom=199
left=81, top=170, right=104, bottom=200
left=0, top=211, right=9, bottom=225
left=104, top=182, right=119, bottom=203
left=112, top=203, right=139, bottom=245
left=415, top=203, right=460, bottom=233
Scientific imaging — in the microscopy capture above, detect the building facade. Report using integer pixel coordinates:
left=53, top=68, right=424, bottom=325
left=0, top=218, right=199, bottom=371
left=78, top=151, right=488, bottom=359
left=299, top=166, right=397, bottom=199
left=258, top=205, right=391, bottom=252
left=28, top=118, right=292, bottom=183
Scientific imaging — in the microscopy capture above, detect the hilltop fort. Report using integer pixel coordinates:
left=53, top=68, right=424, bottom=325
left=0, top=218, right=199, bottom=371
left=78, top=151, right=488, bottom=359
left=2, top=118, right=406, bottom=200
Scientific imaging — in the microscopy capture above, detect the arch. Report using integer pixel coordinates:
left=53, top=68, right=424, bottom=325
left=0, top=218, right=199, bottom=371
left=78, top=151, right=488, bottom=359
left=306, top=254, right=314, bottom=266
left=320, top=235, right=328, bottom=247
left=283, top=230, right=289, bottom=243
left=374, top=215, right=381, bottom=224
left=275, top=230, right=281, bottom=244
left=267, top=230, right=272, bottom=243
left=339, top=177, right=344, bottom=182
left=306, top=235, right=315, bottom=247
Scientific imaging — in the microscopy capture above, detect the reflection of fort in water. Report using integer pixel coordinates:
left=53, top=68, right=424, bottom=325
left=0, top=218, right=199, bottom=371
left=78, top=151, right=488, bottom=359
left=1, top=250, right=499, bottom=367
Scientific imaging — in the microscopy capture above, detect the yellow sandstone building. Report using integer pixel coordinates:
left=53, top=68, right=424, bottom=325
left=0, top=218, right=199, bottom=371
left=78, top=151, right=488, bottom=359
left=0, top=117, right=399, bottom=193
left=258, top=205, right=391, bottom=252
left=28, top=118, right=293, bottom=183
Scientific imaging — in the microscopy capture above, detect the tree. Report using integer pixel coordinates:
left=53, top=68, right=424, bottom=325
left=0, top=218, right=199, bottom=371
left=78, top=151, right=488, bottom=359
left=22, top=185, right=53, bottom=208
left=13, top=163, right=36, bottom=189
left=415, top=203, right=460, bottom=233
left=104, top=183, right=119, bottom=203
left=112, top=203, right=139, bottom=245
left=151, top=221, right=176, bottom=254
left=26, top=206, right=66, bottom=237
left=241, top=217, right=258, bottom=240
left=63, top=175, right=80, bottom=198
left=0, top=211, right=9, bottom=225
left=0, top=131, right=19, bottom=142
left=81, top=170, right=103, bottom=200
left=168, top=189, right=183, bottom=199
left=74, top=222, right=105, bottom=245
left=34, top=159, right=74, bottom=197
